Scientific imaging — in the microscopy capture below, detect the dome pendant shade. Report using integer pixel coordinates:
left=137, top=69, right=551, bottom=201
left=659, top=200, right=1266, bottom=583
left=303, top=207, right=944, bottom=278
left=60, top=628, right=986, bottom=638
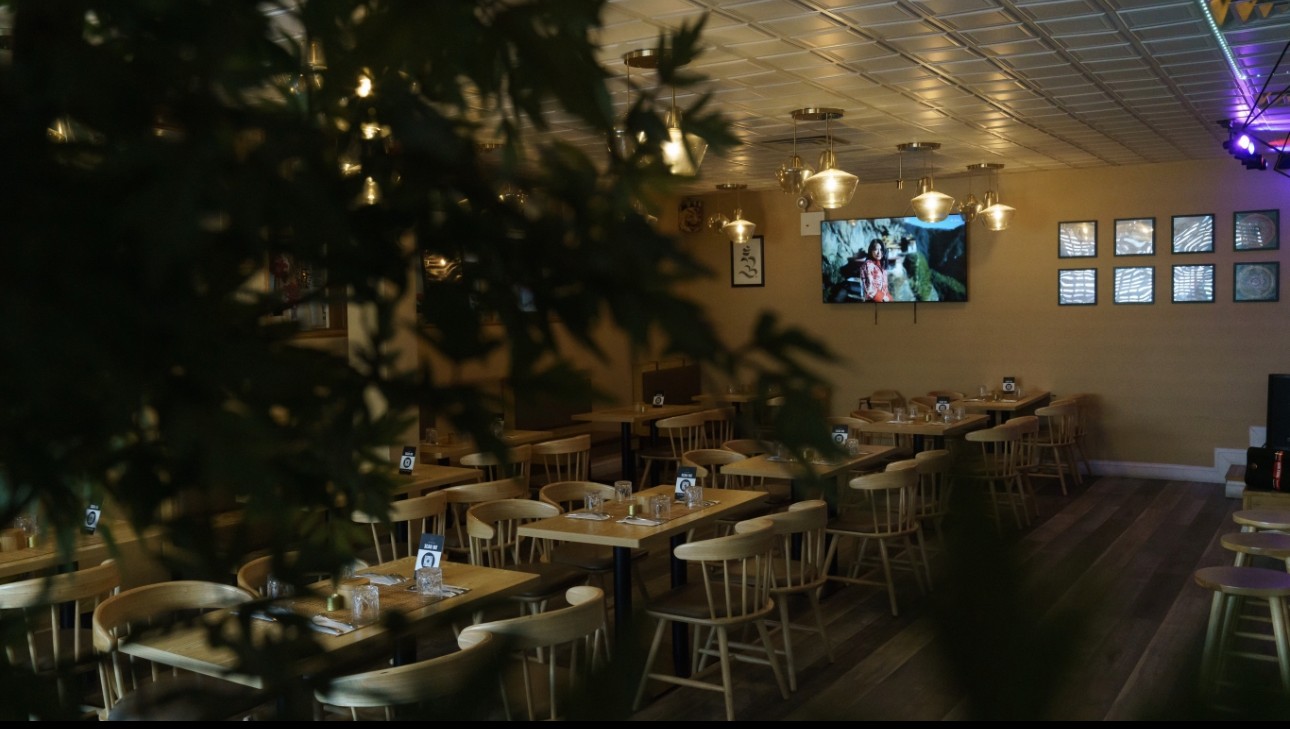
left=980, top=190, right=1015, bottom=231
left=777, top=154, right=814, bottom=193
left=911, top=176, right=954, bottom=223
left=722, top=209, right=756, bottom=245
left=661, top=108, right=707, bottom=177
left=958, top=192, right=980, bottom=223
left=802, top=150, right=857, bottom=210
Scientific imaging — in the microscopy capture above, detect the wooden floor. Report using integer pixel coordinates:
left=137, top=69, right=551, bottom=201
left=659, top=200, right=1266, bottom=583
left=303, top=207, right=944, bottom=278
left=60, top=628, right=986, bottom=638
left=602, top=473, right=1290, bottom=721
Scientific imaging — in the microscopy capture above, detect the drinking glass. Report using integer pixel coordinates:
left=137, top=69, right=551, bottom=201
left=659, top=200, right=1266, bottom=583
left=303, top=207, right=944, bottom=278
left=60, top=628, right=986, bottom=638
left=416, top=566, right=443, bottom=598
left=265, top=575, right=294, bottom=599
left=651, top=494, right=672, bottom=520
left=585, top=491, right=604, bottom=514
left=351, top=584, right=380, bottom=625
left=424, top=427, right=438, bottom=445
left=978, top=385, right=989, bottom=399
left=845, top=437, right=862, bottom=456
left=614, top=480, right=633, bottom=502
left=684, top=482, right=704, bottom=509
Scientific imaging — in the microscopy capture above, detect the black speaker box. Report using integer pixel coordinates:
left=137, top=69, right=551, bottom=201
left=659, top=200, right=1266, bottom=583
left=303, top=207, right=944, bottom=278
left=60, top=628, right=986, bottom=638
left=1267, top=374, right=1290, bottom=450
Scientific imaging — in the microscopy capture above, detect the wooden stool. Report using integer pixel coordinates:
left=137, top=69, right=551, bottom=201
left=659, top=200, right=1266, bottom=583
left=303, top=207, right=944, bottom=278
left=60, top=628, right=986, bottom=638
left=1222, top=531, right=1290, bottom=570
left=1233, top=510, right=1290, bottom=533
left=1193, top=566, right=1290, bottom=698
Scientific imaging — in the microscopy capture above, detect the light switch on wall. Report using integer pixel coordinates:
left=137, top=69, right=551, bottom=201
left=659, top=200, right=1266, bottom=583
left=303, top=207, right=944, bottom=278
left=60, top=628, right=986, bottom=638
left=800, top=211, right=825, bottom=236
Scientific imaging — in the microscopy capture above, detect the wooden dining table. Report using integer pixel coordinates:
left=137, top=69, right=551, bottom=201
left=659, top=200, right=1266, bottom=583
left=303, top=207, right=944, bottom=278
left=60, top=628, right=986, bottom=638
left=858, top=413, right=989, bottom=452
left=571, top=403, right=704, bottom=483
left=719, top=444, right=896, bottom=508
left=390, top=462, right=483, bottom=498
left=958, top=390, right=1052, bottom=425
left=115, top=557, right=538, bottom=690
left=417, top=428, right=554, bottom=466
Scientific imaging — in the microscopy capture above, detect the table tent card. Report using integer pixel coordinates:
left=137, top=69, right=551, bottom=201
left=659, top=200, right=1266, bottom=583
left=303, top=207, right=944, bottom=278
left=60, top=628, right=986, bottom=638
left=832, top=424, right=850, bottom=445
left=398, top=445, right=417, bottom=474
left=416, top=533, right=445, bottom=569
left=652, top=391, right=666, bottom=407
left=83, top=503, right=102, bottom=535
left=674, top=466, right=697, bottom=500
left=935, top=396, right=952, bottom=413
left=1001, top=377, right=1017, bottom=396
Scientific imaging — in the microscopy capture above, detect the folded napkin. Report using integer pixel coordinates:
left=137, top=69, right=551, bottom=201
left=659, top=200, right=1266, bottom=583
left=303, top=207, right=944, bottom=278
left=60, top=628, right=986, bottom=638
left=355, top=572, right=406, bottom=586
left=617, top=516, right=662, bottom=527
left=310, top=616, right=357, bottom=636
left=565, top=512, right=611, bottom=521
left=404, top=584, right=470, bottom=597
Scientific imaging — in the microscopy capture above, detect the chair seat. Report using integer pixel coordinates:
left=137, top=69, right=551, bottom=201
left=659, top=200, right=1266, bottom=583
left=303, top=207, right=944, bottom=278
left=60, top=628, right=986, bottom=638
left=507, top=562, right=587, bottom=600
left=106, top=674, right=269, bottom=721
left=826, top=514, right=918, bottom=539
left=645, top=582, right=772, bottom=622
left=550, top=542, right=647, bottom=572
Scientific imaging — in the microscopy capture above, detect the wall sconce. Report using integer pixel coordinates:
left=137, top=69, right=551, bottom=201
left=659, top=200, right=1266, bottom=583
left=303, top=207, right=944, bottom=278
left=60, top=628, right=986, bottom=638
left=707, top=183, right=756, bottom=245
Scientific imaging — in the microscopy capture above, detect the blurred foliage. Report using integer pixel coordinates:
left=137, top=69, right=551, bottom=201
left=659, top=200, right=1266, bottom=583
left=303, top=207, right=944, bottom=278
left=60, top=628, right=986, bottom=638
left=0, top=0, right=838, bottom=717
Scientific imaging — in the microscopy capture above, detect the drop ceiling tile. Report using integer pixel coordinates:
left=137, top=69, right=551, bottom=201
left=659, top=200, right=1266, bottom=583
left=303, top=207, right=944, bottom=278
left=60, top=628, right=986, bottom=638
left=935, top=7, right=1026, bottom=31
left=1013, top=0, right=1106, bottom=21
left=831, top=2, right=919, bottom=26
left=978, top=37, right=1058, bottom=57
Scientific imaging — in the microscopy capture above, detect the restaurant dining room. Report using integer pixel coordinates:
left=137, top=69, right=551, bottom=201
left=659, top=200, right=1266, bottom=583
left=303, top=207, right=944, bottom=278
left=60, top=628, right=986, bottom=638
left=4, top=0, right=1290, bottom=722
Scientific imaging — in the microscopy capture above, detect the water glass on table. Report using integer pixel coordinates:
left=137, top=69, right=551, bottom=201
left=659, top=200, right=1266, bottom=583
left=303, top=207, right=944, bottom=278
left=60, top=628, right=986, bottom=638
left=351, top=584, right=380, bottom=626
left=585, top=491, right=604, bottom=514
left=651, top=494, right=672, bottom=520
left=416, top=566, right=443, bottom=598
left=614, top=480, right=633, bottom=502
left=684, top=482, right=704, bottom=509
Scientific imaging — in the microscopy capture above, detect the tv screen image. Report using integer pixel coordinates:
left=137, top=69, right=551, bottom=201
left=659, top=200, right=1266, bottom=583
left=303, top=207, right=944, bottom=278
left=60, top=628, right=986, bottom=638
left=820, top=214, right=968, bottom=303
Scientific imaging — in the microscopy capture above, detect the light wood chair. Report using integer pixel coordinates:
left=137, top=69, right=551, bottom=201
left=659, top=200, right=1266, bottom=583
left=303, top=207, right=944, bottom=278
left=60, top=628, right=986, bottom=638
left=825, top=415, right=869, bottom=444
left=867, top=389, right=905, bottom=413
left=683, top=448, right=774, bottom=536
left=851, top=408, right=894, bottom=423
left=461, top=444, right=533, bottom=492
left=962, top=424, right=1029, bottom=531
left=699, top=407, right=736, bottom=448
left=313, top=630, right=500, bottom=720
left=636, top=410, right=707, bottom=490
left=632, top=518, right=788, bottom=721
left=1193, top=565, right=1290, bottom=699
left=531, top=434, right=591, bottom=490
left=466, top=498, right=586, bottom=616
left=1002, top=415, right=1041, bottom=521
left=824, top=465, right=929, bottom=617
left=0, top=559, right=120, bottom=716
left=537, top=480, right=651, bottom=604
left=908, top=395, right=938, bottom=415
left=721, top=439, right=792, bottom=504
left=459, top=585, right=608, bottom=721
left=441, top=476, right=529, bottom=560
left=758, top=500, right=833, bottom=692
left=350, top=490, right=449, bottom=565
left=912, top=448, right=954, bottom=540
left=926, top=389, right=966, bottom=402
left=1034, top=400, right=1082, bottom=495
left=92, top=580, right=262, bottom=720
left=721, top=438, right=768, bottom=457
left=1063, top=392, right=1095, bottom=479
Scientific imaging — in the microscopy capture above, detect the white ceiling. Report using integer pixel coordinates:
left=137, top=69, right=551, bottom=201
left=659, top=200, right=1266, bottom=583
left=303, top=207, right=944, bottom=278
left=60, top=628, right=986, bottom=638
left=539, top=0, right=1290, bottom=194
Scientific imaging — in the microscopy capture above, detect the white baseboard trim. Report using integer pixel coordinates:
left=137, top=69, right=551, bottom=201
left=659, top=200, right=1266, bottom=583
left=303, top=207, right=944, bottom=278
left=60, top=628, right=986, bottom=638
left=1090, top=460, right=1225, bottom=484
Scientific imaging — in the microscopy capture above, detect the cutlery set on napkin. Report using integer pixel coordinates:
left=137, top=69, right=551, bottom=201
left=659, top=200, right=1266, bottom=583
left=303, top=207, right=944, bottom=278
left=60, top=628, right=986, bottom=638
left=564, top=512, right=611, bottom=521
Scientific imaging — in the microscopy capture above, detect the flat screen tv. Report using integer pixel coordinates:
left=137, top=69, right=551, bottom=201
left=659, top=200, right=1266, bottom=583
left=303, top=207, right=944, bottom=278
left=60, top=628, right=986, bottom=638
left=820, top=214, right=968, bottom=303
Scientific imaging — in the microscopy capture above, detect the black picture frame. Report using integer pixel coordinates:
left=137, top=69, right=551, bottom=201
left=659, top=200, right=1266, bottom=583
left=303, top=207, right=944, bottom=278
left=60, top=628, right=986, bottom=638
left=1234, top=209, right=1280, bottom=251
left=1171, top=213, right=1214, bottom=254
left=1172, top=264, right=1215, bottom=303
left=1114, top=217, right=1155, bottom=256
left=1113, top=266, right=1154, bottom=304
left=731, top=235, right=765, bottom=287
left=1234, top=261, right=1280, bottom=302
left=1058, top=268, right=1097, bottom=305
left=1058, top=220, right=1097, bottom=258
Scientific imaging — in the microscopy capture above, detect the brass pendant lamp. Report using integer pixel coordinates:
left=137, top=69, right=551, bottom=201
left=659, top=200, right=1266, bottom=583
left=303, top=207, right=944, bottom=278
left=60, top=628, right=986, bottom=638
left=623, top=48, right=707, bottom=177
left=798, top=108, right=857, bottom=210
left=776, top=112, right=813, bottom=193
left=707, top=184, right=755, bottom=245
left=900, top=142, right=953, bottom=223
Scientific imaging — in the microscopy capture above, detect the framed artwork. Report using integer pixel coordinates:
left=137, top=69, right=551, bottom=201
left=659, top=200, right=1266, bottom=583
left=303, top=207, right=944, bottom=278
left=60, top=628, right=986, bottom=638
left=1114, top=217, right=1155, bottom=256
left=1058, top=268, right=1097, bottom=305
left=1172, top=264, right=1215, bottom=303
left=1058, top=221, right=1097, bottom=258
left=1234, top=262, right=1279, bottom=302
left=1234, top=209, right=1279, bottom=251
left=1171, top=214, right=1214, bottom=254
left=731, top=235, right=765, bottom=287
left=1114, top=266, right=1154, bottom=304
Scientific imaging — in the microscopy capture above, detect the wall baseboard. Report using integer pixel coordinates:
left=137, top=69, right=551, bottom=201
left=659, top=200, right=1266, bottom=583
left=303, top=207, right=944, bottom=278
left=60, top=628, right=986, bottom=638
left=1090, top=460, right=1225, bottom=484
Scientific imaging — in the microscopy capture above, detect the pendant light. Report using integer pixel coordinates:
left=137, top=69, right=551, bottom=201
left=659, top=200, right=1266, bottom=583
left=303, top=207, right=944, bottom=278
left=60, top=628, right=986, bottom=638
left=776, top=111, right=813, bottom=193
left=978, top=163, right=1016, bottom=231
left=799, top=108, right=857, bottom=210
left=903, top=142, right=953, bottom=223
left=707, top=183, right=755, bottom=245
left=958, top=162, right=997, bottom=224
left=624, top=48, right=707, bottom=177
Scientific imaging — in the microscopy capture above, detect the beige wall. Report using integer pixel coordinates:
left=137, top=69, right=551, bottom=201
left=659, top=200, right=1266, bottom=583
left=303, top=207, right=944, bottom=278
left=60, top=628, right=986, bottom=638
left=667, top=158, right=1290, bottom=478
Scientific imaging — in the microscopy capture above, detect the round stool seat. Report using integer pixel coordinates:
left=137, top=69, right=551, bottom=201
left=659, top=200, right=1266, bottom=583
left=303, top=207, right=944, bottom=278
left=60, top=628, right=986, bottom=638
left=1221, top=531, right=1290, bottom=567
left=1194, top=565, right=1290, bottom=595
left=1233, top=509, right=1290, bottom=532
